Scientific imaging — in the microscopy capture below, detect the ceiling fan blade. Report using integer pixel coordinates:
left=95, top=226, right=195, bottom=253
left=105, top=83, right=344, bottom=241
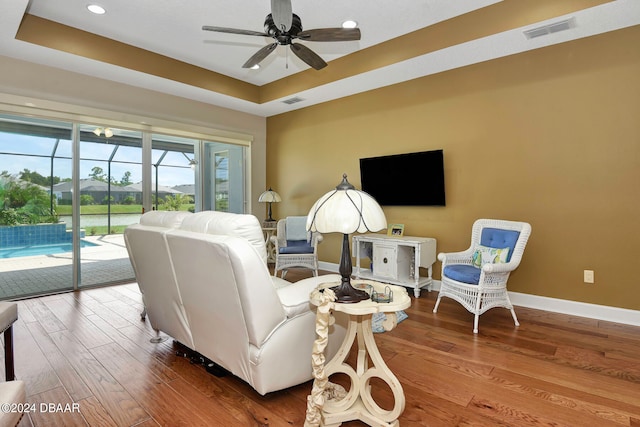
left=290, top=43, right=327, bottom=70
left=271, top=0, right=293, bottom=31
left=242, top=43, right=278, bottom=68
left=296, top=28, right=361, bottom=42
left=202, top=26, right=268, bottom=37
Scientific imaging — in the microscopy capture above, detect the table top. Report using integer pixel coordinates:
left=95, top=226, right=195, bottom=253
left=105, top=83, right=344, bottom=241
left=353, top=233, right=436, bottom=244
left=311, top=280, right=411, bottom=315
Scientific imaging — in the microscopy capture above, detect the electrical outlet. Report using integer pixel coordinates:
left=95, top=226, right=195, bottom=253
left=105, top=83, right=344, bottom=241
left=583, top=270, right=595, bottom=284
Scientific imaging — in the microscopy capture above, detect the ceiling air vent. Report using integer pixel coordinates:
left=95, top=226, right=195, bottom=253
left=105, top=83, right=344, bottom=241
left=282, top=96, right=305, bottom=105
left=523, top=17, right=575, bottom=40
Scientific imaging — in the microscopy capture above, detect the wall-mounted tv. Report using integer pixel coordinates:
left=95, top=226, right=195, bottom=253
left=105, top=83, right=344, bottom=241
left=359, top=149, right=446, bottom=206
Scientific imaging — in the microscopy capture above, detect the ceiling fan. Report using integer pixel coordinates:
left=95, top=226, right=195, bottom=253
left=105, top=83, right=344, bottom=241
left=202, top=0, right=361, bottom=70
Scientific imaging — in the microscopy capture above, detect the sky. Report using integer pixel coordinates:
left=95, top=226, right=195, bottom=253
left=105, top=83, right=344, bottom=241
left=0, top=133, right=195, bottom=187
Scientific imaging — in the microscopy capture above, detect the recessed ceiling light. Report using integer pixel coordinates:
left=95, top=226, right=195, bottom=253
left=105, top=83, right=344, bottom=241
left=342, top=20, right=358, bottom=29
left=87, top=4, right=106, bottom=15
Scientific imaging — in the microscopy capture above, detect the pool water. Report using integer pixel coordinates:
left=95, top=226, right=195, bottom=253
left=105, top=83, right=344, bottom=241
left=0, top=240, right=98, bottom=259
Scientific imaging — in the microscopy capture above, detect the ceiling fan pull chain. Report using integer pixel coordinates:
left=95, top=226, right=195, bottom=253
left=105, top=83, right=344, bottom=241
left=286, top=47, right=289, bottom=69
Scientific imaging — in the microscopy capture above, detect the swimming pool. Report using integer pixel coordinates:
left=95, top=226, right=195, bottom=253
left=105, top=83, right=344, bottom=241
left=0, top=240, right=98, bottom=259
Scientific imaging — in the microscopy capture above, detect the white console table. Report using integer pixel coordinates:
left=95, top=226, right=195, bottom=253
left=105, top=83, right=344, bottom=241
left=352, top=234, right=436, bottom=298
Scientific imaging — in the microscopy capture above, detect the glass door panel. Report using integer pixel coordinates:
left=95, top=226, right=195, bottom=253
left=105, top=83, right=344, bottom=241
left=151, top=135, right=196, bottom=212
left=78, top=125, right=140, bottom=288
left=0, top=114, right=74, bottom=299
left=203, top=142, right=245, bottom=213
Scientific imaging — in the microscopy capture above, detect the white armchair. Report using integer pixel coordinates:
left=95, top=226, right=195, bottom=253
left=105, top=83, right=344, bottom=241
left=433, top=219, right=532, bottom=334
left=271, top=216, right=323, bottom=278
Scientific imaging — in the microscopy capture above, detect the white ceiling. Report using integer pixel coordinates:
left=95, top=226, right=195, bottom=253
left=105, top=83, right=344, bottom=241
left=1, top=0, right=639, bottom=117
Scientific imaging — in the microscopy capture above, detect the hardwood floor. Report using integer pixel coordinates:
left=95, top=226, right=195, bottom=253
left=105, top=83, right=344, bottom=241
left=5, top=269, right=640, bottom=426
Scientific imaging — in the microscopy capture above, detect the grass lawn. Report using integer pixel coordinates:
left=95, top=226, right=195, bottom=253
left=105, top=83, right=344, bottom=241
left=57, top=204, right=194, bottom=215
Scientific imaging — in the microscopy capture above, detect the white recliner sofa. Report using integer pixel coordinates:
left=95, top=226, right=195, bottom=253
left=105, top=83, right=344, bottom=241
left=124, top=210, right=346, bottom=395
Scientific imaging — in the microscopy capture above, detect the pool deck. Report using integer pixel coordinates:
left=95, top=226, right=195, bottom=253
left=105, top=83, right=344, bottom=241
left=0, top=234, right=134, bottom=300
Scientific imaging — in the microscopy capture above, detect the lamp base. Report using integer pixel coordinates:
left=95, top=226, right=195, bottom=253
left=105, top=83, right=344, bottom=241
left=332, top=278, right=370, bottom=304
left=333, top=233, right=370, bottom=303
left=266, top=202, right=275, bottom=222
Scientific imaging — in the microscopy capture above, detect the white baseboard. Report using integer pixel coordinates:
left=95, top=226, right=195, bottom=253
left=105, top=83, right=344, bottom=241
left=507, top=291, right=640, bottom=327
left=319, top=261, right=640, bottom=327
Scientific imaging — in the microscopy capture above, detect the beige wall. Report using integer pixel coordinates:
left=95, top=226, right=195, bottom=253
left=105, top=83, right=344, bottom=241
left=267, top=26, right=640, bottom=311
left=0, top=56, right=267, bottom=217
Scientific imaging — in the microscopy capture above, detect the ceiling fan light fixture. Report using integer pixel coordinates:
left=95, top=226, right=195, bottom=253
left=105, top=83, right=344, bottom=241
left=342, top=20, right=358, bottom=29
left=203, top=0, right=360, bottom=71
left=250, top=64, right=260, bottom=70
left=87, top=4, right=106, bottom=15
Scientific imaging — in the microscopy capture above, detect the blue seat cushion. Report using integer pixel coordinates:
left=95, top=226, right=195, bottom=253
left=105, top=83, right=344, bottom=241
left=280, top=240, right=314, bottom=254
left=443, top=265, right=481, bottom=285
left=480, top=228, right=520, bottom=262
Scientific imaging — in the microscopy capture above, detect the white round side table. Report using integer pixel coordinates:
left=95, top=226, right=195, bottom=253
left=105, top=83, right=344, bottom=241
left=305, top=280, right=411, bottom=427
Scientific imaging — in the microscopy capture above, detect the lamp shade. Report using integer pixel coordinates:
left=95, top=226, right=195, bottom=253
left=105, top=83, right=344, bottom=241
left=258, top=188, right=282, bottom=203
left=306, top=174, right=387, bottom=303
left=306, top=174, right=386, bottom=234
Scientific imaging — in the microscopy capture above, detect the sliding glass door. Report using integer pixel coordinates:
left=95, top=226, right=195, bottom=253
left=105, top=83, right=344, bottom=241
left=0, top=113, right=247, bottom=300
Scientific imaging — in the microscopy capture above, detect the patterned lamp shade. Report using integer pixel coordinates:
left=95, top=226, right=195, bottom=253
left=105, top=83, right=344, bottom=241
left=306, top=174, right=387, bottom=303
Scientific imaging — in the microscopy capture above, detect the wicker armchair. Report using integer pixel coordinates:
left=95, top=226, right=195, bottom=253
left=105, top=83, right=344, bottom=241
left=433, top=219, right=532, bottom=334
left=271, top=216, right=323, bottom=278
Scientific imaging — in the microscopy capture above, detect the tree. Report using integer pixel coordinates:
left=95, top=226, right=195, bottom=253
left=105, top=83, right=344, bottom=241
left=120, top=171, right=132, bottom=186
left=0, top=180, right=58, bottom=225
left=101, top=195, right=114, bottom=205
left=122, top=195, right=136, bottom=205
left=19, top=169, right=61, bottom=186
left=89, top=166, right=107, bottom=182
left=163, top=194, right=192, bottom=211
left=80, top=194, right=94, bottom=205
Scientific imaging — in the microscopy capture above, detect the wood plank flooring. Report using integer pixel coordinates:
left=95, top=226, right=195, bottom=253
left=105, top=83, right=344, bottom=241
left=5, top=270, right=640, bottom=426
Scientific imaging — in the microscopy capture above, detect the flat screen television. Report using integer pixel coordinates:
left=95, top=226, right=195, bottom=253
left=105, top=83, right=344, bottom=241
left=359, top=149, right=446, bottom=206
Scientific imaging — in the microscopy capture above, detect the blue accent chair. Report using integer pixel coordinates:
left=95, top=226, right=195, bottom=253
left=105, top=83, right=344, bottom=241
left=433, top=219, right=532, bottom=333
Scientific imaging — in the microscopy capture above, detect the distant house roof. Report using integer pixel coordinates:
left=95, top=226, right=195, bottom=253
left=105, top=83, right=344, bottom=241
left=128, top=182, right=182, bottom=194
left=52, top=178, right=137, bottom=192
left=172, top=184, right=194, bottom=195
